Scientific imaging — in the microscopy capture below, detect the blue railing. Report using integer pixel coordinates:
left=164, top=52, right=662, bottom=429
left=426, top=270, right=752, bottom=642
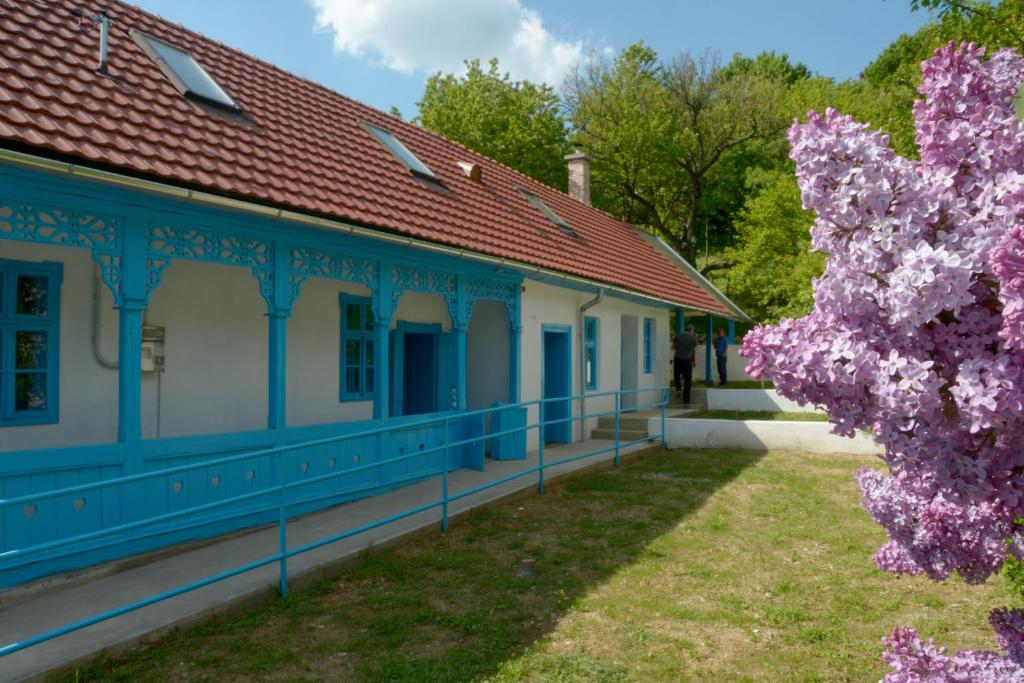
left=0, top=386, right=669, bottom=658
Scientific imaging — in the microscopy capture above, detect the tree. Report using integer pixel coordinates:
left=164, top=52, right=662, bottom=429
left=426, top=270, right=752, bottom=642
left=698, top=53, right=812, bottom=263
left=566, top=44, right=787, bottom=265
left=741, top=44, right=1024, bottom=678
left=722, top=170, right=823, bottom=322
left=564, top=44, right=680, bottom=244
left=912, top=0, right=1024, bottom=52
left=416, top=58, right=569, bottom=189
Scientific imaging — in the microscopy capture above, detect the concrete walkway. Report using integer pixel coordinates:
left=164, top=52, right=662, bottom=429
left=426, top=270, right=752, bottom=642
left=0, top=437, right=659, bottom=682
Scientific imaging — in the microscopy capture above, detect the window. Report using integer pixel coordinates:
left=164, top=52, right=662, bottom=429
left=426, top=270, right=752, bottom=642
left=132, top=30, right=241, bottom=112
left=339, top=295, right=375, bottom=401
left=1, top=259, right=61, bottom=426
left=642, top=317, right=654, bottom=374
left=517, top=187, right=580, bottom=238
left=361, top=122, right=438, bottom=181
left=583, top=316, right=598, bottom=390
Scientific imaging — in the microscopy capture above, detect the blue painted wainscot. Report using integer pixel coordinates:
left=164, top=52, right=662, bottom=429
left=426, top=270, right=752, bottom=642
left=0, top=160, right=523, bottom=587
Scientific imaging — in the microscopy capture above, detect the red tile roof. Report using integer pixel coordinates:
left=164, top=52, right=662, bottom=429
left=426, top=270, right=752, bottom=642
left=0, top=0, right=731, bottom=314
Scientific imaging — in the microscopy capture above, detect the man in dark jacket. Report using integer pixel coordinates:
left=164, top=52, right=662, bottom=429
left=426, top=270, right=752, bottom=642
left=714, top=328, right=729, bottom=386
left=672, top=325, right=697, bottom=404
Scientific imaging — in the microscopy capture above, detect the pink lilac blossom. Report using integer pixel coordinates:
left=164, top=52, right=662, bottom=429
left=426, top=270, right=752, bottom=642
left=739, top=43, right=1024, bottom=679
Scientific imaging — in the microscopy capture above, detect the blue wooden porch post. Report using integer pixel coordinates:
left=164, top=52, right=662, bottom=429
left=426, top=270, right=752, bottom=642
left=454, top=277, right=468, bottom=411
left=267, top=243, right=292, bottom=434
left=508, top=284, right=522, bottom=403
left=117, top=222, right=146, bottom=453
left=728, top=319, right=736, bottom=344
left=509, top=323, right=521, bottom=403
left=705, top=314, right=714, bottom=386
left=373, top=260, right=393, bottom=420
left=674, top=306, right=684, bottom=337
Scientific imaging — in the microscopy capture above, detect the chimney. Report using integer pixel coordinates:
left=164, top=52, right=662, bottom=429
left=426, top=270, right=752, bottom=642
left=564, top=151, right=590, bottom=205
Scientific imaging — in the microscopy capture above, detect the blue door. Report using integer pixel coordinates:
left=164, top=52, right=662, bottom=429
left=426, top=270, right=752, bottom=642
left=403, top=332, right=437, bottom=416
left=542, top=327, right=572, bottom=444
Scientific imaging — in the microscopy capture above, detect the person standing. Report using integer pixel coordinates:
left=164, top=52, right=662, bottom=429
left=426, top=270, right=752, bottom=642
left=714, top=327, right=729, bottom=386
left=672, top=324, right=697, bottom=404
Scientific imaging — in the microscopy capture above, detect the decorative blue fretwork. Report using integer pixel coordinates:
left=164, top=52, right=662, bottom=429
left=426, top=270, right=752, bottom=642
left=0, top=197, right=123, bottom=301
left=145, top=224, right=275, bottom=308
left=464, top=278, right=519, bottom=326
left=391, top=264, right=457, bottom=324
left=289, top=245, right=377, bottom=308
left=146, top=224, right=273, bottom=266
left=145, top=259, right=172, bottom=299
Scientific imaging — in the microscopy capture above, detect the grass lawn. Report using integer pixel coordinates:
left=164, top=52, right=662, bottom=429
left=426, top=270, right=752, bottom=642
left=682, top=410, right=828, bottom=422
left=706, top=381, right=774, bottom=390
left=60, top=449, right=1010, bottom=682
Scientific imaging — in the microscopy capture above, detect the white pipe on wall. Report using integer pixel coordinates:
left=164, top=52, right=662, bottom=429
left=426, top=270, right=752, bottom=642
left=577, top=288, right=605, bottom=429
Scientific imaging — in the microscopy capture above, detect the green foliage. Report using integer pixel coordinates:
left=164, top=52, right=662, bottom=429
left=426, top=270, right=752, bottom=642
left=564, top=43, right=678, bottom=241
left=721, top=170, right=824, bottom=322
left=416, top=58, right=569, bottom=189
left=721, top=51, right=812, bottom=86
left=566, top=43, right=789, bottom=262
left=1005, top=552, right=1024, bottom=602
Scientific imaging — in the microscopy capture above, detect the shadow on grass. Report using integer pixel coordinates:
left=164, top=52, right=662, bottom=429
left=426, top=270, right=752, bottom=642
left=58, top=448, right=764, bottom=683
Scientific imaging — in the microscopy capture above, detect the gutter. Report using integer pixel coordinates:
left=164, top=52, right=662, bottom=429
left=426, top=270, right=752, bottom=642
left=577, top=289, right=605, bottom=427
left=0, top=147, right=728, bottom=315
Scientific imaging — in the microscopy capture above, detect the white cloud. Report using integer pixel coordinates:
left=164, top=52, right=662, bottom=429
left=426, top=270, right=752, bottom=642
left=310, top=0, right=584, bottom=85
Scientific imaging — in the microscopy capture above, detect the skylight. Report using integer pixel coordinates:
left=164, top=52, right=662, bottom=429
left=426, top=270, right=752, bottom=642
left=132, top=30, right=240, bottom=112
left=361, top=122, right=437, bottom=181
left=517, top=187, right=579, bottom=238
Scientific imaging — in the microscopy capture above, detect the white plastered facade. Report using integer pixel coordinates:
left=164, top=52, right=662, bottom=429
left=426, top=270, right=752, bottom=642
left=518, top=280, right=670, bottom=450
left=1, top=242, right=673, bottom=454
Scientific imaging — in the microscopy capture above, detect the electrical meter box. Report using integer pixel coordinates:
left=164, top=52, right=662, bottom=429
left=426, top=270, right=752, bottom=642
left=141, top=325, right=165, bottom=372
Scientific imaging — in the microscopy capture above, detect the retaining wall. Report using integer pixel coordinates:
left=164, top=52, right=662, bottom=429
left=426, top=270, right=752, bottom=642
left=705, top=389, right=820, bottom=413
left=649, top=417, right=882, bottom=455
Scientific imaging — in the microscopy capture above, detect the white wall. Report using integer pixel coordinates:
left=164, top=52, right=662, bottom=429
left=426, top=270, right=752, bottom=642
left=286, top=277, right=373, bottom=427
left=392, top=291, right=452, bottom=331
left=705, top=389, right=817, bottom=413
left=692, top=344, right=754, bottom=383
left=143, top=260, right=267, bottom=438
left=467, top=299, right=510, bottom=410
left=650, top=417, right=882, bottom=455
left=0, top=242, right=674, bottom=453
left=0, top=242, right=118, bottom=451
left=519, top=280, right=669, bottom=448
left=0, top=244, right=460, bottom=450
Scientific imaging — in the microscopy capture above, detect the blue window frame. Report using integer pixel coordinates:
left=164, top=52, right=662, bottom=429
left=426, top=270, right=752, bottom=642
left=583, top=316, right=599, bottom=390
left=339, top=294, right=375, bottom=401
left=0, top=258, right=62, bottom=426
left=642, top=317, right=654, bottom=374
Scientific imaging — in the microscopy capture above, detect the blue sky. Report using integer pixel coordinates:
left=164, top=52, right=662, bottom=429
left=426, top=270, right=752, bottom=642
left=133, top=0, right=934, bottom=119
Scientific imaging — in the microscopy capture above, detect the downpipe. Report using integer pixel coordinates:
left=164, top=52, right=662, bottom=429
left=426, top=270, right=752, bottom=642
left=92, top=264, right=118, bottom=369
left=577, top=289, right=605, bottom=436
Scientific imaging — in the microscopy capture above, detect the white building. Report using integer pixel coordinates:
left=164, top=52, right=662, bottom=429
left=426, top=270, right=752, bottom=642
left=0, top=0, right=744, bottom=586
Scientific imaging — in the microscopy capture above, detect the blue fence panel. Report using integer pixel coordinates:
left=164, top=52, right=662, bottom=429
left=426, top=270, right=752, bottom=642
left=490, top=403, right=527, bottom=461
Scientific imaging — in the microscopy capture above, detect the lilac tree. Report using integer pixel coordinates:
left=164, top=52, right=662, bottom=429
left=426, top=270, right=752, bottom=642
left=740, top=43, right=1024, bottom=680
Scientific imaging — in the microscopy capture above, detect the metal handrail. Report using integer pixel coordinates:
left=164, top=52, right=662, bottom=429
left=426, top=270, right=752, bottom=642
left=0, top=386, right=670, bottom=658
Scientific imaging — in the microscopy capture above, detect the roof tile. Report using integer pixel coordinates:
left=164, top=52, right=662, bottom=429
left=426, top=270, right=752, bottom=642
left=0, top=0, right=730, bottom=314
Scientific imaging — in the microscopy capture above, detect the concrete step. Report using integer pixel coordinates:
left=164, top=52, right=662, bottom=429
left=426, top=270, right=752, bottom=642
left=666, top=407, right=703, bottom=417
left=589, top=428, right=650, bottom=441
left=668, top=387, right=708, bottom=409
left=596, top=416, right=649, bottom=431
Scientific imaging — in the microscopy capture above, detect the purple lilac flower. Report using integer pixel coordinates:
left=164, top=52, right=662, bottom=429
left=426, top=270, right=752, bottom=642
left=740, top=42, right=1024, bottom=677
